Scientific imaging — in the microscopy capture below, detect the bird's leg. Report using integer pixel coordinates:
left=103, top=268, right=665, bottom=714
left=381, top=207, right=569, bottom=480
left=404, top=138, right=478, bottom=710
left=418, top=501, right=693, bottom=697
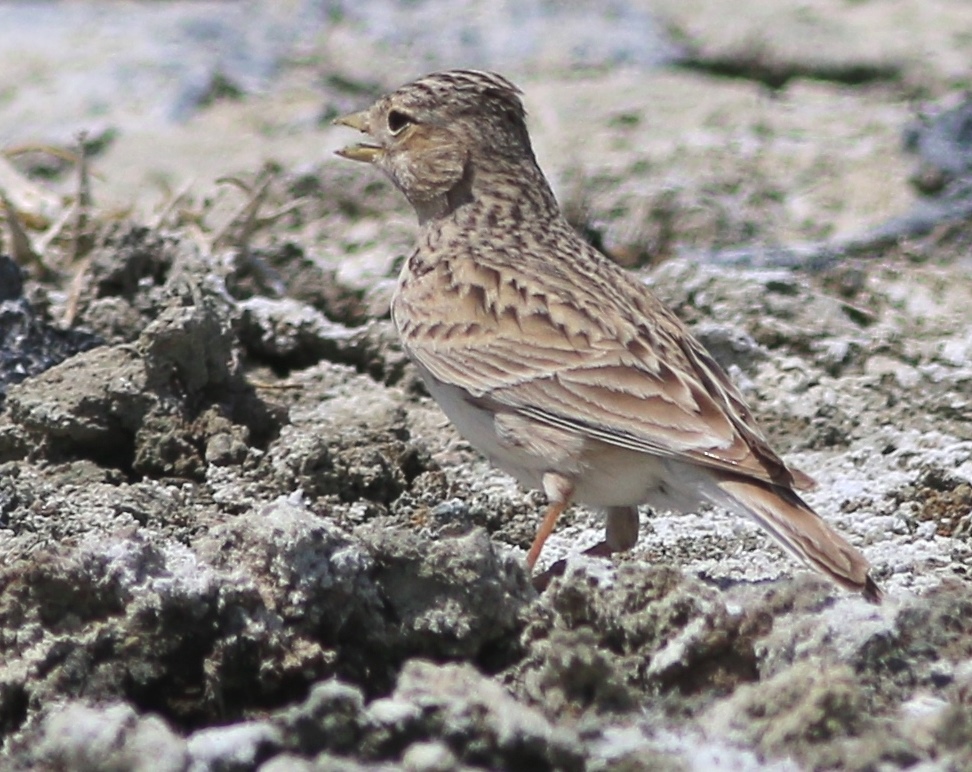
left=526, top=500, right=569, bottom=569
left=526, top=473, right=574, bottom=570
left=604, top=505, right=640, bottom=552
left=574, top=505, right=640, bottom=559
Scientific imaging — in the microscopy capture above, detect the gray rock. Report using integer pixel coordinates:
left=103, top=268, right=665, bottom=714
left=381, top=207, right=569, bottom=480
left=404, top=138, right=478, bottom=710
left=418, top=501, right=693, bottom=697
left=187, top=720, right=283, bottom=772
left=401, top=740, right=459, bottom=772
left=3, top=243, right=277, bottom=478
left=509, top=562, right=753, bottom=716
left=375, top=659, right=585, bottom=771
left=37, top=702, right=187, bottom=772
left=275, top=680, right=365, bottom=756
left=6, top=344, right=151, bottom=448
left=354, top=525, right=532, bottom=661
left=0, top=296, right=101, bottom=409
left=238, top=293, right=412, bottom=384
left=238, top=296, right=358, bottom=368
left=258, top=754, right=317, bottom=772
left=263, top=388, right=428, bottom=505
left=0, top=255, right=23, bottom=300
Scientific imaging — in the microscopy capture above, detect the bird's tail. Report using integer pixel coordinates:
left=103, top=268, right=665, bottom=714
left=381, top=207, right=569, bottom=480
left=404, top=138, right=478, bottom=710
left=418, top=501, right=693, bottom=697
left=712, top=477, right=882, bottom=603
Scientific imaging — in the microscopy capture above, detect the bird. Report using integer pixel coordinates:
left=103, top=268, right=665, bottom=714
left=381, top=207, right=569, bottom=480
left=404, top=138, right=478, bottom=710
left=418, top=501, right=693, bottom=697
left=334, top=69, right=882, bottom=603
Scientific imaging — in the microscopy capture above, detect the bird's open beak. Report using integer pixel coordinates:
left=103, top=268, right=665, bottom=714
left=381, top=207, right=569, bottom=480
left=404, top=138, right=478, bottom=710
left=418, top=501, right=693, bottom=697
left=334, top=111, right=382, bottom=163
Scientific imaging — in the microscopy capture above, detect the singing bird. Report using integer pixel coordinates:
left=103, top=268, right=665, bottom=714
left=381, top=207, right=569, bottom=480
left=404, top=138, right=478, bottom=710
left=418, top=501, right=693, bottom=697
left=335, top=69, right=881, bottom=602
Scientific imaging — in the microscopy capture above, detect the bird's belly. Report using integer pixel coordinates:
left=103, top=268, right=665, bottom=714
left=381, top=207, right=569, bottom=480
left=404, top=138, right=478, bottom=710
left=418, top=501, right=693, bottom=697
left=416, top=365, right=704, bottom=512
left=571, top=443, right=669, bottom=507
left=418, top=371, right=553, bottom=491
left=573, top=444, right=708, bottom=512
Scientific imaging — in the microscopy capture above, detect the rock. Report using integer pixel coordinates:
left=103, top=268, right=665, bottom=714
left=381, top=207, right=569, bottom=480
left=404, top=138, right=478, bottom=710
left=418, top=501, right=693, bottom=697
left=138, top=295, right=236, bottom=396
left=0, top=296, right=100, bottom=409
left=905, top=94, right=972, bottom=194
left=238, top=296, right=411, bottom=385
left=71, top=225, right=180, bottom=344
left=36, top=702, right=187, bottom=772
left=263, top=388, right=428, bottom=505
left=4, top=260, right=277, bottom=476
left=5, top=344, right=150, bottom=454
left=0, top=255, right=23, bottom=300
left=509, top=562, right=756, bottom=716
left=371, top=659, right=585, bottom=771
left=186, top=720, right=283, bottom=772
left=258, top=754, right=318, bottom=772
left=692, top=319, right=766, bottom=373
left=226, top=241, right=369, bottom=327
left=400, top=740, right=458, bottom=772
left=702, top=661, right=879, bottom=769
left=275, top=679, right=365, bottom=756
left=238, top=296, right=359, bottom=368
left=354, top=526, right=532, bottom=663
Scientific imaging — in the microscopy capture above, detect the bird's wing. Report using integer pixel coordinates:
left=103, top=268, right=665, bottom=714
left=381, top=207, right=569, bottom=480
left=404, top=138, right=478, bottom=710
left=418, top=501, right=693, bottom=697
left=393, top=244, right=814, bottom=491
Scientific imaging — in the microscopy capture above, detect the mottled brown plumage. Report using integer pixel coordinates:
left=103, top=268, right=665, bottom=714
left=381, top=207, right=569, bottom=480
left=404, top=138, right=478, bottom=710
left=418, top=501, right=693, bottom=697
left=336, top=69, right=881, bottom=602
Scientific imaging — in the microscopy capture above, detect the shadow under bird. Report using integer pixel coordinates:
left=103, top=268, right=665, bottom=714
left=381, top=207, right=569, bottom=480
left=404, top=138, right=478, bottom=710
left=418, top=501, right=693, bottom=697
left=335, top=69, right=881, bottom=603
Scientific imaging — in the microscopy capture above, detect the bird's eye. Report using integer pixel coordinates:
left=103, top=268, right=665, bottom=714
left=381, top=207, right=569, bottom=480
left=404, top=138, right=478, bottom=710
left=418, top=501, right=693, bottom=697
left=387, top=110, right=413, bottom=135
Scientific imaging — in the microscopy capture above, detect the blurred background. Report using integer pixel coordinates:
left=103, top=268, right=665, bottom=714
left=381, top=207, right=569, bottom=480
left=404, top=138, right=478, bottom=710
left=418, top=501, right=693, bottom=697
left=2, top=0, right=972, bottom=290
left=3, top=0, right=968, bottom=234
left=1, top=0, right=680, bottom=209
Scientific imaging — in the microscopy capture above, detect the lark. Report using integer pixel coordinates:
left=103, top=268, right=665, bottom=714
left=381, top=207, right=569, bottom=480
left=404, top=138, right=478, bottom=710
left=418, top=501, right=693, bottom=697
left=335, top=69, right=881, bottom=602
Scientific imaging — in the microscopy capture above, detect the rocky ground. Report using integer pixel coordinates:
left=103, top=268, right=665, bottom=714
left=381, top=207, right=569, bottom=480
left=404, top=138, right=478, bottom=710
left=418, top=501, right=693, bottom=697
left=1, top=1, right=971, bottom=770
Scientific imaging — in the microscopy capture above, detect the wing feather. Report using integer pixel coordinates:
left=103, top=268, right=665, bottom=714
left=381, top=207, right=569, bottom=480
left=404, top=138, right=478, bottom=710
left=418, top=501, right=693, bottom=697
left=393, top=243, right=811, bottom=490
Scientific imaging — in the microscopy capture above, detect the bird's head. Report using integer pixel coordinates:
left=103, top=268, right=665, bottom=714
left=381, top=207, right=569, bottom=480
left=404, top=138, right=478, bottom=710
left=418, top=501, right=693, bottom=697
left=335, top=69, right=538, bottom=220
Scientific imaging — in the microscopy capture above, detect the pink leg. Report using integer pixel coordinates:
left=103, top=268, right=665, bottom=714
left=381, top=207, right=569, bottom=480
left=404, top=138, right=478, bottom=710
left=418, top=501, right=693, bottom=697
left=526, top=473, right=575, bottom=570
